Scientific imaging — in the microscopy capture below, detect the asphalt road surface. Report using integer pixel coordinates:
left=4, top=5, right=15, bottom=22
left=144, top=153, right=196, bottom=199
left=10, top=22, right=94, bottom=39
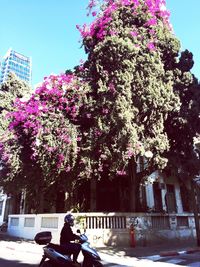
left=1, top=240, right=200, bottom=267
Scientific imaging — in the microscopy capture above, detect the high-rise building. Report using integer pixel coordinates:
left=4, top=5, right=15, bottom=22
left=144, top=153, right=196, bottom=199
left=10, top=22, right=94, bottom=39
left=0, top=48, right=32, bottom=84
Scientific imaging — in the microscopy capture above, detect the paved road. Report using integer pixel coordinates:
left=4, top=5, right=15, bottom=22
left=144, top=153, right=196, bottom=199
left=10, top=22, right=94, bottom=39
left=142, top=252, right=200, bottom=266
left=1, top=239, right=200, bottom=266
left=0, top=244, right=39, bottom=266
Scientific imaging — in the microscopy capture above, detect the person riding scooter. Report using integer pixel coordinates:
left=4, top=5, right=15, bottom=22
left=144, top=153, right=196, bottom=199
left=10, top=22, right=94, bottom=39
left=60, top=213, right=81, bottom=266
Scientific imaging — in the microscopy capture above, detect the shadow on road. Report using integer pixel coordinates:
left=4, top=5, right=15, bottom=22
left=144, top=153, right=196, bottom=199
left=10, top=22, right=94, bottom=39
left=0, top=232, right=34, bottom=244
left=0, top=258, right=38, bottom=267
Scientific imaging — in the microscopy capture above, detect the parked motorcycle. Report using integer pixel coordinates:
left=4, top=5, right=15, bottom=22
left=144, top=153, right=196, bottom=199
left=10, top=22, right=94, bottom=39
left=34, top=230, right=103, bottom=267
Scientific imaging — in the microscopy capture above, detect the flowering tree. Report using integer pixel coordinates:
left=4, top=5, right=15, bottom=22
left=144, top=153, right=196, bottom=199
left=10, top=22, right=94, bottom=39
left=1, top=0, right=199, bottom=213
left=75, top=0, right=183, bottom=210
left=0, top=73, right=89, bottom=212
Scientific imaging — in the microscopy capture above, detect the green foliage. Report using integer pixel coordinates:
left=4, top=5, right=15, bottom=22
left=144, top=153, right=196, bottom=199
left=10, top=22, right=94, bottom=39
left=165, top=50, right=200, bottom=180
left=79, top=1, right=181, bottom=179
left=0, top=73, right=32, bottom=192
left=0, top=72, right=31, bottom=135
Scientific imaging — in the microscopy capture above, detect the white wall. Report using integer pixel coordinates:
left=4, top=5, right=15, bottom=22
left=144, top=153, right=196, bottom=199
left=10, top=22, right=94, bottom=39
left=8, top=213, right=65, bottom=243
left=7, top=212, right=196, bottom=246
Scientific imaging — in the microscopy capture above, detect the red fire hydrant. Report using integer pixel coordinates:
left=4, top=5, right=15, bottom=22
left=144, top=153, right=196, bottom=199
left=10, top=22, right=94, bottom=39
left=130, top=223, right=135, bottom=247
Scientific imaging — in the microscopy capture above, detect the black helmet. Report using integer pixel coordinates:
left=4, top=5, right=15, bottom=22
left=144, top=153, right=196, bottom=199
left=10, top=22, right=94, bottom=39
left=64, top=213, right=75, bottom=226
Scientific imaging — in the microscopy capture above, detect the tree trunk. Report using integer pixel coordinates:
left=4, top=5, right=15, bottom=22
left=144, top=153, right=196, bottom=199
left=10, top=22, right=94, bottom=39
left=191, top=179, right=200, bottom=246
left=20, top=189, right=26, bottom=214
left=128, top=158, right=138, bottom=211
left=128, top=157, right=143, bottom=212
left=119, top=178, right=128, bottom=211
left=10, top=193, right=21, bottom=214
left=56, top=190, right=65, bottom=212
left=35, top=184, right=45, bottom=213
left=90, top=178, right=97, bottom=211
left=36, top=190, right=44, bottom=213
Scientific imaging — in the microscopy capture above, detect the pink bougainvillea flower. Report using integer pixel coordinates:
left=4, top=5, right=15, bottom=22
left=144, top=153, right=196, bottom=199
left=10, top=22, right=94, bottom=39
left=122, top=0, right=130, bottom=6
left=77, top=0, right=172, bottom=42
left=65, top=165, right=71, bottom=172
left=149, top=29, right=156, bottom=35
left=117, top=170, right=127, bottom=176
left=147, top=42, right=156, bottom=51
left=127, top=148, right=134, bottom=158
left=130, top=31, right=138, bottom=37
left=109, top=29, right=118, bottom=36
left=108, top=82, right=116, bottom=93
left=146, top=18, right=157, bottom=27
left=102, top=108, right=109, bottom=114
left=94, top=129, right=102, bottom=137
left=86, top=113, right=91, bottom=118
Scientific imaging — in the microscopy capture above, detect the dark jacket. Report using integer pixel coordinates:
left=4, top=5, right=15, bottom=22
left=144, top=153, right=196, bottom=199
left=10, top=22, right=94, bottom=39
left=60, top=222, right=79, bottom=245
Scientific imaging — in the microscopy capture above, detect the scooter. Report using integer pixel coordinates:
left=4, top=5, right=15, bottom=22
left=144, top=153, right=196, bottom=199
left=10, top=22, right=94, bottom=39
left=34, top=230, right=103, bottom=267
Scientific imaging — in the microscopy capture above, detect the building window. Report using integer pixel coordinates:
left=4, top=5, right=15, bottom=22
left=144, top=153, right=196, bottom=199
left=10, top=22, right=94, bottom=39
left=195, top=186, right=200, bottom=213
left=41, top=217, right=58, bottom=229
left=180, top=184, right=191, bottom=212
left=0, top=201, right=3, bottom=215
left=153, top=182, right=163, bottom=212
left=24, top=218, right=35, bottom=227
left=165, top=184, right=177, bottom=213
left=10, top=218, right=19, bottom=227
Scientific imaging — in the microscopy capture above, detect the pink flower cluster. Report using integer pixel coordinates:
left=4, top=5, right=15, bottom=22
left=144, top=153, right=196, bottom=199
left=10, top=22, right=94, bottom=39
left=77, top=0, right=171, bottom=52
left=76, top=1, right=117, bottom=39
left=9, top=73, right=82, bottom=133
left=0, top=142, right=9, bottom=162
left=6, top=73, right=85, bottom=171
left=86, top=0, right=97, bottom=16
left=117, top=170, right=127, bottom=176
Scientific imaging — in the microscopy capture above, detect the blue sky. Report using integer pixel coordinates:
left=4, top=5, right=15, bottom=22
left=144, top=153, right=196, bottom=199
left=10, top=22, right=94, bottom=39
left=0, top=0, right=199, bottom=87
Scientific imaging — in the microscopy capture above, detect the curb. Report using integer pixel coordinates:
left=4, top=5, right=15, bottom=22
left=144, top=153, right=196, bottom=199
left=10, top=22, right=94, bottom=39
left=159, top=247, right=200, bottom=257
left=160, top=251, right=179, bottom=257
left=186, top=247, right=200, bottom=254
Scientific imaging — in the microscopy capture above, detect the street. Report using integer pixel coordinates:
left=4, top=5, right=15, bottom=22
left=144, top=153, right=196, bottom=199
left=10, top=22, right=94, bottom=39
left=142, top=252, right=200, bottom=266
left=1, top=239, right=200, bottom=267
left=0, top=244, right=39, bottom=266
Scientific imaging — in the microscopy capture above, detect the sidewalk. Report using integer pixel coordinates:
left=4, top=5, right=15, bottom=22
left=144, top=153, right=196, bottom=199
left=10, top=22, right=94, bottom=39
left=97, top=241, right=200, bottom=258
left=0, top=232, right=200, bottom=260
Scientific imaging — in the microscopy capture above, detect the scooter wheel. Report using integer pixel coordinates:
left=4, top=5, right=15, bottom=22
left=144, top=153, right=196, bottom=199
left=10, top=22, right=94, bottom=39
left=40, top=260, right=53, bottom=267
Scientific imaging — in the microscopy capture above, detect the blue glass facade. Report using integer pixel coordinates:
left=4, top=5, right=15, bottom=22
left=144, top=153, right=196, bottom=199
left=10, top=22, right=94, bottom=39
left=0, top=49, right=32, bottom=84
